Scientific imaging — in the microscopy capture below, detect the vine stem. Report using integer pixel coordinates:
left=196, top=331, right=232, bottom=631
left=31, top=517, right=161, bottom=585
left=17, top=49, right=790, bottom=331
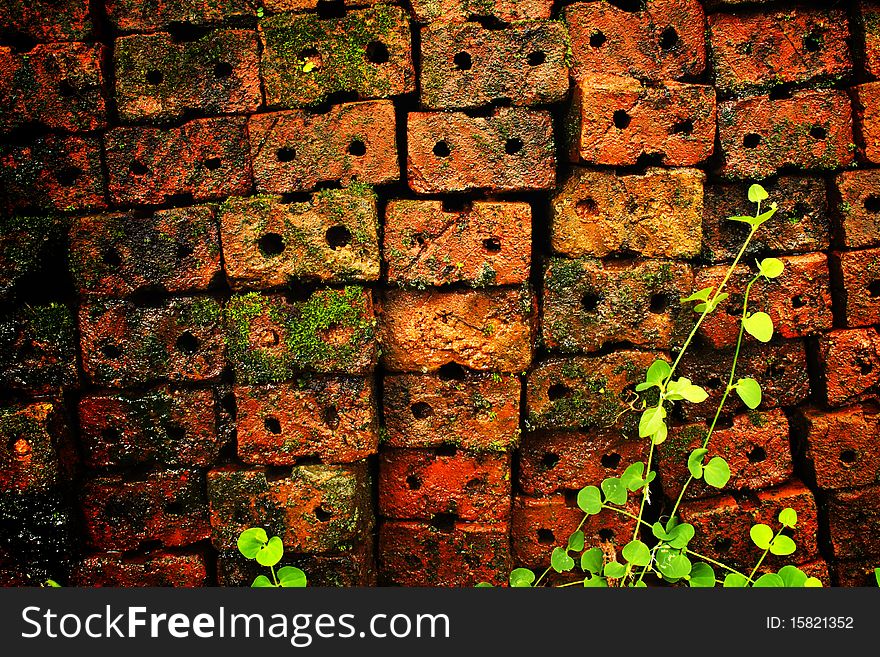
left=536, top=515, right=589, bottom=587
left=748, top=526, right=786, bottom=582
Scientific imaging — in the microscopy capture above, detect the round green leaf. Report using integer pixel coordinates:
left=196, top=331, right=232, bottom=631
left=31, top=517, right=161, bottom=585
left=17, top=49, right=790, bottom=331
left=750, top=523, right=774, bottom=550
left=703, top=456, right=731, bottom=488
left=603, top=561, right=626, bottom=579
left=748, top=184, right=769, bottom=203
left=804, top=577, right=823, bottom=588
left=687, top=448, right=708, bottom=479
left=251, top=575, right=274, bottom=588
left=777, top=565, right=807, bottom=588
left=735, top=378, right=762, bottom=409
left=723, top=573, right=749, bottom=587
left=744, top=312, right=774, bottom=343
left=622, top=540, right=651, bottom=567
left=567, top=530, right=585, bottom=552
left=876, top=568, right=880, bottom=587
left=688, top=562, right=716, bottom=587
left=769, top=534, right=797, bottom=556
left=601, top=477, right=627, bottom=505
left=583, top=576, right=607, bottom=588
left=639, top=405, right=666, bottom=439
left=577, top=486, right=602, bottom=515
left=666, top=523, right=695, bottom=549
left=758, top=257, right=784, bottom=279
left=510, top=568, right=535, bottom=588
left=778, top=507, right=797, bottom=528
left=657, top=553, right=691, bottom=580
left=255, top=535, right=284, bottom=567
left=237, top=527, right=268, bottom=559
left=551, top=547, right=575, bottom=573
left=277, top=566, right=307, bottom=588
left=581, top=547, right=604, bottom=575
left=475, top=582, right=493, bottom=587
left=645, top=359, right=671, bottom=387
left=753, top=573, right=784, bottom=588
left=621, top=462, right=646, bottom=492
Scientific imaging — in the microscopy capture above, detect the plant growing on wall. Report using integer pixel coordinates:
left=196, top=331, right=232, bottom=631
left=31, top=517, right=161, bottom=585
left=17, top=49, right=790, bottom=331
left=238, top=528, right=307, bottom=588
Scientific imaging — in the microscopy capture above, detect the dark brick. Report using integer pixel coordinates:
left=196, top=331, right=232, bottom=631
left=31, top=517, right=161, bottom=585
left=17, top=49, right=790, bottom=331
left=106, top=0, right=254, bottom=32
left=0, top=214, right=66, bottom=303
left=0, top=401, right=74, bottom=493
left=826, top=484, right=880, bottom=561
left=410, top=0, right=552, bottom=23
left=71, top=552, right=208, bottom=587
left=0, top=303, right=77, bottom=394
left=0, top=0, right=91, bottom=42
left=833, top=558, right=880, bottom=587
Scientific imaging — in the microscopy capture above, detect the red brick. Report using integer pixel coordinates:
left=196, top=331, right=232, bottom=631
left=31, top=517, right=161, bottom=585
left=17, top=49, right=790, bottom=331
left=249, top=102, right=398, bottom=194
left=71, top=552, right=208, bottom=587
left=235, top=378, right=378, bottom=465
left=0, top=401, right=74, bottom=493
left=551, top=167, right=704, bottom=259
left=567, top=75, right=716, bottom=167
left=0, top=303, right=77, bottom=393
left=718, top=90, right=855, bottom=179
left=104, top=117, right=251, bottom=206
left=379, top=520, right=510, bottom=586
left=379, top=287, right=536, bottom=373
left=81, top=469, right=210, bottom=551
left=830, top=247, right=880, bottom=327
left=834, top=169, right=880, bottom=249
left=817, top=328, right=880, bottom=407
left=79, top=297, right=225, bottom=387
left=826, top=484, right=880, bottom=561
left=858, top=1, right=880, bottom=79
left=407, top=108, right=555, bottom=193
left=78, top=388, right=221, bottom=469
left=105, top=0, right=254, bottom=32
left=114, top=30, right=260, bottom=122
left=833, top=558, right=880, bottom=587
left=384, top=200, right=531, bottom=287
left=69, top=206, right=221, bottom=297
left=219, top=188, right=379, bottom=289
left=259, top=6, right=414, bottom=109
left=564, top=0, right=706, bottom=82
left=0, top=215, right=66, bottom=303
left=263, top=0, right=389, bottom=11
left=852, top=82, right=880, bottom=164
left=0, top=0, right=91, bottom=42
left=383, top=371, right=520, bottom=452
left=410, top=0, right=552, bottom=23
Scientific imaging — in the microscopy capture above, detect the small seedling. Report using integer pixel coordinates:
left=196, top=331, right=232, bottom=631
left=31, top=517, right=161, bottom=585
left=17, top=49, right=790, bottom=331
left=238, top=528, right=307, bottom=588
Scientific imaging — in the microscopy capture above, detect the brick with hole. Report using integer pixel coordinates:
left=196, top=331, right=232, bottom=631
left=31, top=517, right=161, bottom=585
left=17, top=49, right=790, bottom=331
left=420, top=20, right=568, bottom=109
left=851, top=82, right=880, bottom=164
left=248, top=102, right=398, bottom=194
left=567, top=74, right=716, bottom=167
left=78, top=388, right=221, bottom=469
left=833, top=558, right=880, bottom=587
left=708, top=7, right=850, bottom=96
left=81, top=469, right=210, bottom=551
left=79, top=297, right=225, bottom=387
left=826, top=484, right=880, bottom=561
left=542, top=257, right=694, bottom=352
left=0, top=401, right=74, bottom=494
left=0, top=135, right=105, bottom=213
left=410, top=0, right=552, bottom=23
left=379, top=287, right=535, bottom=373
left=235, top=378, right=378, bottom=465
left=0, top=303, right=77, bottom=394
left=830, top=247, right=880, bottom=327
left=817, top=328, right=880, bottom=407
left=834, top=169, right=880, bottom=248
left=407, top=108, right=555, bottom=193
left=206, top=464, right=372, bottom=554
left=259, top=6, right=414, bottom=109
left=383, top=371, right=520, bottom=452
left=0, top=214, right=66, bottom=304
left=384, top=200, right=531, bottom=287
left=858, top=1, right=880, bottom=79
left=564, top=0, right=706, bottom=83
left=114, top=30, right=260, bottom=122
left=702, top=177, right=830, bottom=263
left=105, top=0, right=255, bottom=32
left=70, top=206, right=221, bottom=298
left=0, top=0, right=92, bottom=42
left=0, top=43, right=106, bottom=133
left=225, top=287, right=377, bottom=384
left=104, top=117, right=251, bottom=205
left=70, top=552, right=208, bottom=587
left=551, top=167, right=704, bottom=260
left=717, top=90, right=855, bottom=178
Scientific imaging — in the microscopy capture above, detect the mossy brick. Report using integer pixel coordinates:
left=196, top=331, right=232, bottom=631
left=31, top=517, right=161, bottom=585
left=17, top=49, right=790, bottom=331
left=850, top=82, right=880, bottom=164
left=114, top=30, right=260, bottom=122
left=384, top=199, right=531, bottom=287
left=0, top=303, right=77, bottom=393
left=0, top=214, right=66, bottom=303
left=105, top=0, right=255, bottom=32
left=224, top=287, right=377, bottom=383
left=420, top=20, right=568, bottom=110
left=566, top=74, right=716, bottom=167
left=219, top=187, right=379, bottom=289
left=0, top=0, right=91, bottom=42
left=264, top=0, right=390, bottom=12
left=708, top=7, right=851, bottom=96
left=542, top=257, right=694, bottom=353
left=383, top=371, right=520, bottom=452
left=235, top=377, right=378, bottom=465
left=70, top=552, right=208, bottom=587
left=379, top=287, right=536, bottom=373
left=78, top=387, right=221, bottom=469
left=410, top=0, right=551, bottom=23
left=830, top=247, right=880, bottom=327
left=0, top=135, right=105, bottom=213
left=825, top=484, right=880, bottom=561
left=407, top=107, right=555, bottom=193
left=379, top=520, right=510, bottom=586
left=702, top=177, right=830, bottom=262
left=695, top=252, right=833, bottom=348
left=551, top=167, right=704, bottom=259
left=206, top=464, right=373, bottom=554
left=69, top=206, right=221, bottom=297
left=81, top=469, right=210, bottom=551
left=259, top=6, right=414, bottom=108
left=0, top=43, right=106, bottom=133
left=0, top=401, right=74, bottom=494
left=834, top=558, right=880, bottom=587
left=248, top=102, right=398, bottom=194
left=857, top=1, right=880, bottom=79
left=817, top=328, right=880, bottom=407
left=564, top=0, right=706, bottom=83
left=718, top=90, right=855, bottom=179
left=833, top=169, right=880, bottom=248
left=104, top=117, right=251, bottom=205
left=79, top=297, right=225, bottom=387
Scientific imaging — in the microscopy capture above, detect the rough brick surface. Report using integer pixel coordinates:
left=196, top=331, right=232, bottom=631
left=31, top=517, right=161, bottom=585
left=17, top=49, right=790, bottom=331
left=105, top=0, right=254, bottom=32
left=834, top=169, right=880, bottom=248
left=826, top=484, right=880, bottom=560
left=830, top=247, right=880, bottom=327
left=0, top=0, right=92, bottom=42
left=0, top=401, right=73, bottom=493
left=71, top=552, right=208, bottom=587
left=817, top=328, right=880, bottom=407
left=410, top=0, right=552, bottom=23
left=834, top=558, right=880, bottom=587
left=859, top=1, right=880, bottom=79
left=0, top=303, right=77, bottom=394
left=851, top=82, right=880, bottom=163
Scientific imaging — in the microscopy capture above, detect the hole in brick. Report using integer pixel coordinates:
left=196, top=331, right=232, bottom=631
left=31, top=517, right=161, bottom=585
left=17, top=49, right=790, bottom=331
left=548, top=383, right=572, bottom=401
left=129, top=160, right=149, bottom=175
left=792, top=295, right=805, bottom=308
left=314, top=506, right=333, bottom=522
left=541, top=452, right=559, bottom=469
left=766, top=363, right=786, bottom=379
left=743, top=133, right=761, bottom=149
left=58, top=79, right=77, bottom=97
left=438, top=362, right=466, bottom=380
left=590, top=30, right=607, bottom=47
left=465, top=477, right=484, bottom=490
left=435, top=444, right=458, bottom=457
left=868, top=280, right=880, bottom=297
left=176, top=242, right=194, bottom=260
left=715, top=414, right=734, bottom=430
left=747, top=445, right=766, bottom=463
left=537, top=528, right=555, bottom=544
left=433, top=141, right=451, bottom=157
left=482, top=237, right=501, bottom=252
left=298, top=48, right=322, bottom=71
left=365, top=41, right=389, bottom=64
left=175, top=331, right=200, bottom=354
left=276, top=147, right=296, bottom=162
left=582, top=292, right=601, bottom=312
left=792, top=202, right=809, bottom=218
left=864, top=195, right=880, bottom=213
left=562, top=489, right=579, bottom=507
left=713, top=536, right=732, bottom=552
left=598, top=529, right=614, bottom=541
left=101, top=426, right=120, bottom=443
left=839, top=449, right=858, bottom=465
left=164, top=502, right=185, bottom=515
left=213, top=61, right=233, bottom=78
left=810, top=125, right=827, bottom=140
left=453, top=51, right=472, bottom=71
left=706, top=376, right=723, bottom=390
left=321, top=405, right=340, bottom=429
left=165, top=423, right=185, bottom=441
left=264, top=416, right=282, bottom=434
left=56, top=167, right=82, bottom=187
left=505, top=138, right=523, bottom=154
left=649, top=294, right=669, bottom=313
left=130, top=284, right=166, bottom=307
left=347, top=140, right=366, bottom=156
left=203, top=157, right=222, bottom=170
left=412, top=232, right=427, bottom=247
left=102, top=247, right=122, bottom=268
left=803, top=32, right=822, bottom=52
left=406, top=475, right=422, bottom=490
left=430, top=513, right=457, bottom=532
left=601, top=452, right=622, bottom=469
left=101, top=343, right=122, bottom=359
left=527, top=51, right=546, bottom=66
left=613, top=110, right=631, bottom=129
left=258, top=233, right=285, bottom=257
left=411, top=401, right=433, bottom=419
left=856, top=356, right=874, bottom=375
left=672, top=119, right=693, bottom=135
left=659, top=26, right=678, bottom=50
left=326, top=225, right=352, bottom=249
left=145, top=70, right=164, bottom=85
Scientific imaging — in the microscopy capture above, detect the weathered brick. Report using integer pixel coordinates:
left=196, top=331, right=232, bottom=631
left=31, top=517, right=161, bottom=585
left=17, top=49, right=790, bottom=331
left=551, top=167, right=704, bottom=259
left=219, top=187, right=379, bottom=289
left=69, top=206, right=221, bottom=297
left=0, top=214, right=66, bottom=303
left=379, top=447, right=511, bottom=522
left=114, top=30, right=260, bottom=122
left=817, top=328, right=880, bottom=407
left=79, top=297, right=225, bottom=387
left=225, top=287, right=377, bottom=383
left=379, top=520, right=510, bottom=586
left=78, top=388, right=221, bottom=469
left=410, top=0, right=552, bottom=23
left=564, top=0, right=706, bottom=82
left=379, top=287, right=535, bottom=373
left=708, top=8, right=850, bottom=96
left=826, top=484, right=880, bottom=561
left=851, top=82, right=880, bottom=164
left=206, top=464, right=372, bottom=553
left=81, top=469, right=210, bottom=551
left=830, top=247, right=880, bottom=327
left=249, top=102, right=398, bottom=194
left=0, top=401, right=73, bottom=493
left=384, top=200, right=531, bottom=287
left=834, top=169, right=880, bottom=249
left=567, top=75, right=716, bottom=167
left=858, top=1, right=880, bottom=79
left=834, top=558, right=880, bottom=587
left=104, top=117, right=251, bottom=205
left=420, top=21, right=568, bottom=109
left=383, top=371, right=520, bottom=451
left=0, top=0, right=91, bottom=42
left=263, top=0, right=390, bottom=11
left=407, top=108, right=555, bottom=193
left=259, top=6, right=414, bottom=108
left=236, top=378, right=378, bottom=464
left=718, top=90, right=855, bottom=178
left=71, top=552, right=208, bottom=587
left=105, top=0, right=254, bottom=32
left=542, top=257, right=694, bottom=352
left=0, top=303, right=76, bottom=394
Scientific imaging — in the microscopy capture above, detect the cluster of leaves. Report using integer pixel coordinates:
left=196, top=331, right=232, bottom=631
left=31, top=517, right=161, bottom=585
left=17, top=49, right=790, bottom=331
left=238, top=528, right=307, bottom=588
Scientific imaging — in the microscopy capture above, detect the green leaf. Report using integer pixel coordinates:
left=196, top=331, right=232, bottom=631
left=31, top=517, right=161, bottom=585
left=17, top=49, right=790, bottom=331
left=876, top=568, right=880, bottom=587
left=688, top=448, right=709, bottom=479
left=255, top=535, right=284, bottom=567
left=601, top=477, right=627, bottom=505
left=622, top=540, right=651, bottom=567
left=777, top=565, right=807, bottom=588
left=657, top=552, right=692, bottom=580
left=743, top=312, right=774, bottom=342
left=735, top=378, right=762, bottom=409
left=475, top=582, right=493, bottom=587
left=666, top=523, right=695, bottom=549
left=652, top=522, right=670, bottom=541
left=778, top=507, right=798, bottom=528
left=651, top=422, right=668, bottom=445
left=237, top=527, right=268, bottom=559
left=277, top=566, right=307, bottom=588
left=603, top=561, right=626, bottom=578
left=666, top=377, right=708, bottom=403
left=758, top=257, right=784, bottom=279
left=302, top=61, right=316, bottom=73
left=688, top=562, right=716, bottom=587
left=754, top=205, right=778, bottom=227
left=645, top=359, right=671, bottom=387
left=45, top=579, right=61, bottom=587
left=750, top=523, right=774, bottom=550
left=703, top=457, right=731, bottom=488
left=723, top=573, right=749, bottom=587
left=251, top=575, right=274, bottom=588
left=682, top=287, right=714, bottom=303
left=729, top=215, right=759, bottom=226
left=638, top=405, right=666, bottom=439
left=567, top=530, right=585, bottom=552
left=753, top=573, right=784, bottom=588
left=509, top=568, right=536, bottom=588
left=694, top=293, right=729, bottom=314
left=583, top=575, right=608, bottom=588
left=577, top=486, right=603, bottom=515
left=769, top=535, right=797, bottom=556
left=748, top=184, right=769, bottom=203
left=804, top=577, right=823, bottom=588
left=620, top=462, right=646, bottom=491
left=551, top=547, right=575, bottom=573
left=581, top=547, right=604, bottom=575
